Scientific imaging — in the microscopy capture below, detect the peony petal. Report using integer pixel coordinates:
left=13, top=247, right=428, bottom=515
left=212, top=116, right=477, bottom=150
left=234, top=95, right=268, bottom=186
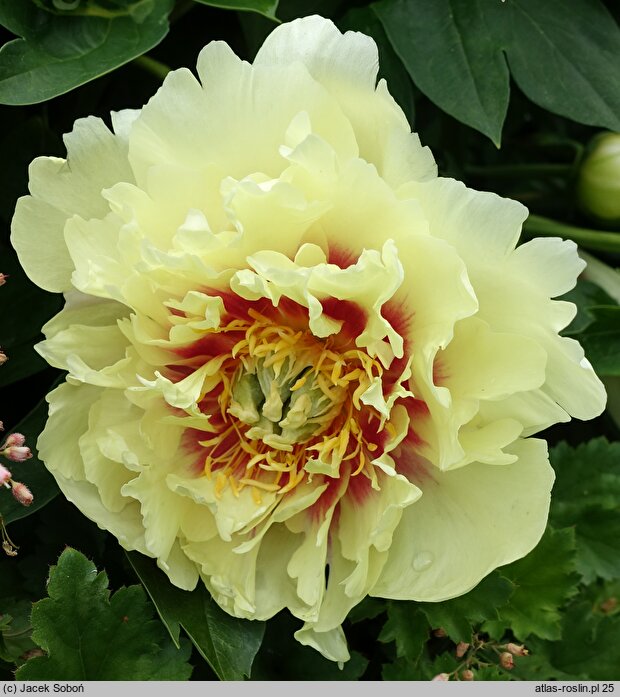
left=12, top=117, right=134, bottom=292
left=38, top=382, right=101, bottom=481
left=372, top=438, right=554, bottom=601
left=255, top=15, right=435, bottom=184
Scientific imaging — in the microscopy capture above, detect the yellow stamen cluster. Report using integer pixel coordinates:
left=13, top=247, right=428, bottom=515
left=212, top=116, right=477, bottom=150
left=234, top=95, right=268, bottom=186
left=198, top=308, right=386, bottom=501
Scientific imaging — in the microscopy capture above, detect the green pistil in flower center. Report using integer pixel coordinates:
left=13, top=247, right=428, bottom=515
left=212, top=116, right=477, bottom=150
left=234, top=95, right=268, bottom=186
left=228, top=357, right=348, bottom=450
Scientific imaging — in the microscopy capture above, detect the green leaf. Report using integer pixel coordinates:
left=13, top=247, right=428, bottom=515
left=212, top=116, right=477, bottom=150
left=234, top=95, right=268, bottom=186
left=510, top=652, right=574, bottom=681
left=379, top=603, right=429, bottom=661
left=490, top=527, right=580, bottom=641
left=530, top=601, right=620, bottom=680
left=574, top=306, right=620, bottom=377
left=0, top=599, right=36, bottom=664
left=551, top=439, right=620, bottom=513
left=347, top=596, right=386, bottom=624
left=373, top=0, right=620, bottom=143
left=32, top=0, right=156, bottom=22
left=127, top=551, right=264, bottom=680
left=16, top=548, right=192, bottom=680
left=568, top=508, right=620, bottom=583
left=0, top=393, right=59, bottom=526
left=373, top=0, right=509, bottom=144
left=562, top=279, right=619, bottom=336
left=339, top=7, right=415, bottom=123
left=499, top=0, right=620, bottom=135
left=475, top=665, right=511, bottom=681
left=551, top=439, right=620, bottom=582
left=419, top=571, right=514, bottom=643
left=192, top=0, right=279, bottom=20
left=0, top=0, right=173, bottom=105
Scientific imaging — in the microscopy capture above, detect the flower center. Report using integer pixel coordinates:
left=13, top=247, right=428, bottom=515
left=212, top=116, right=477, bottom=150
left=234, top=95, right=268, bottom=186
left=196, top=308, right=387, bottom=503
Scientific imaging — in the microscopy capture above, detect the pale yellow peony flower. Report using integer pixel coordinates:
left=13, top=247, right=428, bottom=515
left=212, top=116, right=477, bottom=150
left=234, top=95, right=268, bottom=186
left=11, top=16, right=606, bottom=661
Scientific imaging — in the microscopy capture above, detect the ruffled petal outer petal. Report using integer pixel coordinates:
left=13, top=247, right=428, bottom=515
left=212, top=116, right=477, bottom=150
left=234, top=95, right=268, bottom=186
left=372, top=438, right=554, bottom=601
left=11, top=117, right=135, bottom=292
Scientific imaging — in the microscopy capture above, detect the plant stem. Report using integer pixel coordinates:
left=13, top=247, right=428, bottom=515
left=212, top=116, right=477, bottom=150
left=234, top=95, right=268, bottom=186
left=132, top=55, right=172, bottom=82
left=523, top=215, right=620, bottom=254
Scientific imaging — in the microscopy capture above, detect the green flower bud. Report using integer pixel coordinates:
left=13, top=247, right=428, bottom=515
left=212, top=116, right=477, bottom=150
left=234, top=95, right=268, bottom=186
left=578, top=132, right=620, bottom=224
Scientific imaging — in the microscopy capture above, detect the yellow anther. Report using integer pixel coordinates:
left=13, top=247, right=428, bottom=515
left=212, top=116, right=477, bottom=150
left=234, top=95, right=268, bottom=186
left=239, top=478, right=280, bottom=492
left=352, top=451, right=366, bottom=476
left=228, top=475, right=240, bottom=498
left=247, top=452, right=267, bottom=469
left=215, top=472, right=227, bottom=498
left=290, top=374, right=308, bottom=391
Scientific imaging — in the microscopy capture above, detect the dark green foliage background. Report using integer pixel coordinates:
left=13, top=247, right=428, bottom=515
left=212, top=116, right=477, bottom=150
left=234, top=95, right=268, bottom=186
left=1, top=0, right=620, bottom=681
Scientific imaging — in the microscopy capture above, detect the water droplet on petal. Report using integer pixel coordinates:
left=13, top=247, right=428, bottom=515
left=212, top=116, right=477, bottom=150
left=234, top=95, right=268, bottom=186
left=412, top=551, right=434, bottom=572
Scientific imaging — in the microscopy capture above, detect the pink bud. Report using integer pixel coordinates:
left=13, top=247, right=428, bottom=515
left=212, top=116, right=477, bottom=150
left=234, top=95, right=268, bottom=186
left=4, top=433, right=25, bottom=448
left=0, top=464, right=11, bottom=485
left=0, top=421, right=4, bottom=431
left=455, top=641, right=469, bottom=658
left=505, top=642, right=529, bottom=657
left=11, top=481, right=33, bottom=506
left=0, top=352, right=7, bottom=366
left=461, top=670, right=474, bottom=681
left=3, top=446, right=32, bottom=462
left=500, top=652, right=514, bottom=670
left=432, top=673, right=450, bottom=681
left=0, top=273, right=7, bottom=286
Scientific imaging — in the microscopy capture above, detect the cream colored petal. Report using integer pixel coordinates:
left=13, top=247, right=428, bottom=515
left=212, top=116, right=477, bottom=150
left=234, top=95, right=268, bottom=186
left=12, top=116, right=134, bottom=292
left=121, top=467, right=193, bottom=562
left=133, top=46, right=357, bottom=192
left=11, top=195, right=74, bottom=292
left=38, top=382, right=101, bottom=481
left=470, top=270, right=606, bottom=421
left=253, top=525, right=310, bottom=620
left=167, top=473, right=278, bottom=542
left=64, top=214, right=128, bottom=302
left=36, top=323, right=130, bottom=388
left=54, top=473, right=148, bottom=554
left=509, top=237, right=585, bottom=297
left=294, top=624, right=350, bottom=664
left=111, top=109, right=141, bottom=142
left=255, top=15, right=379, bottom=89
left=400, top=176, right=527, bottom=263
left=373, top=438, right=554, bottom=601
left=78, top=389, right=144, bottom=512
left=337, top=472, right=421, bottom=597
left=222, top=175, right=327, bottom=263
left=403, top=179, right=605, bottom=421
left=457, top=417, right=523, bottom=466
left=42, top=297, right=129, bottom=339
left=183, top=535, right=260, bottom=616
left=255, top=16, right=435, bottom=184
left=158, top=540, right=200, bottom=591
left=477, top=389, right=570, bottom=438
left=439, top=317, right=547, bottom=402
